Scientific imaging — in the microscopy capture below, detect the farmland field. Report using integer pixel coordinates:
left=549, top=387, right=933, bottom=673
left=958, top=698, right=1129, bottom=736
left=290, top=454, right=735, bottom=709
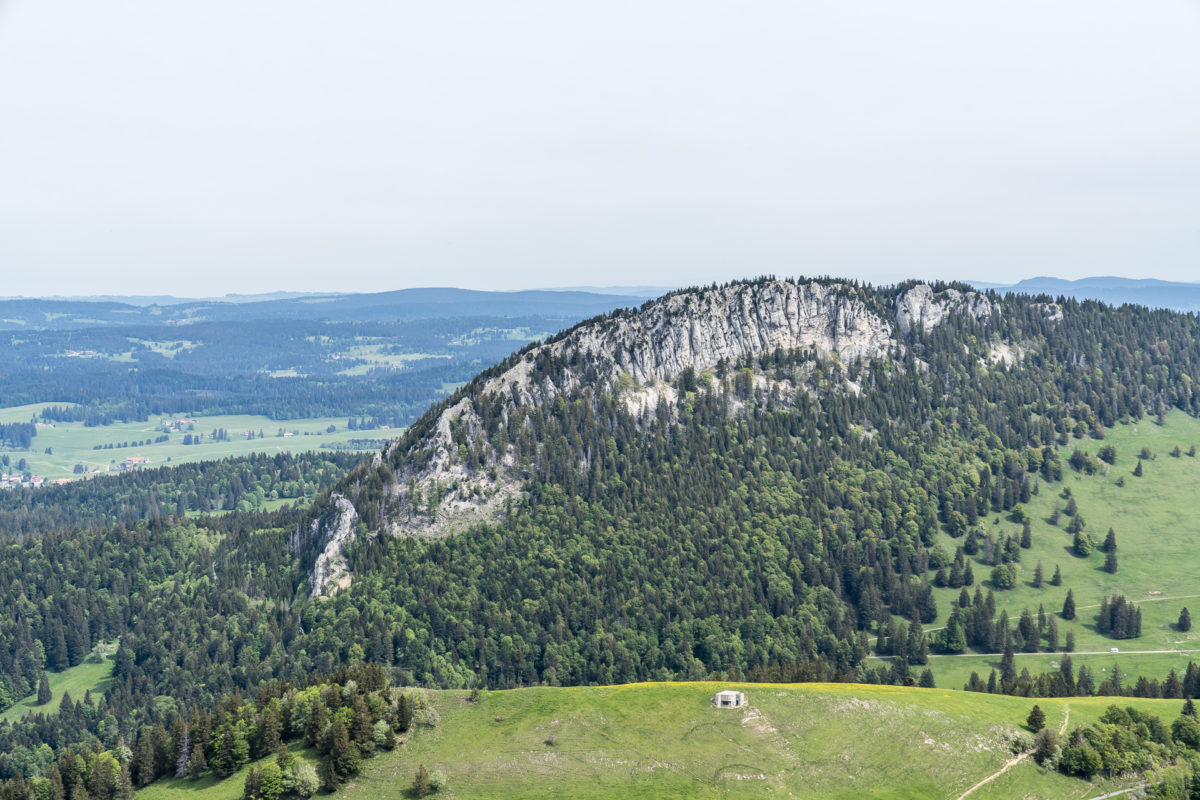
left=0, top=404, right=398, bottom=484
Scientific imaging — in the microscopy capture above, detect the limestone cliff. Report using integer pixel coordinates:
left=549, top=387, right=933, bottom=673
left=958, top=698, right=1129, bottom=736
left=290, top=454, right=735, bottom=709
left=297, top=278, right=995, bottom=595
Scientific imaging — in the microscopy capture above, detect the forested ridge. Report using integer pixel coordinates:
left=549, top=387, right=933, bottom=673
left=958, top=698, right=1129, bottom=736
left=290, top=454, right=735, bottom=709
left=5, top=280, right=1200, bottom=791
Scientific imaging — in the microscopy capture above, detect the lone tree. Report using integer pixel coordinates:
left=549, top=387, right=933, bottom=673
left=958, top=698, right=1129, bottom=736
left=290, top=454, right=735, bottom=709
left=1180, top=607, right=1193, bottom=632
left=1027, top=704, right=1046, bottom=733
left=412, top=764, right=431, bottom=798
left=1062, top=590, right=1076, bottom=620
left=36, top=673, right=51, bottom=705
left=1050, top=564, right=1062, bottom=586
left=1104, top=549, right=1118, bottom=574
left=1103, top=528, right=1117, bottom=553
left=1133, top=458, right=1144, bottom=477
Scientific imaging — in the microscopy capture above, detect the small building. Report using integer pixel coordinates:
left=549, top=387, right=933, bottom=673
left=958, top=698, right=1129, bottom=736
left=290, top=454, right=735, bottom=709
left=713, top=690, right=746, bottom=708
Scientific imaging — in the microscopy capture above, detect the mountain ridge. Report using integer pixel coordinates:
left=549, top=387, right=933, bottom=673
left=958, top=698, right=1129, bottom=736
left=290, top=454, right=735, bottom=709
left=298, top=277, right=995, bottom=595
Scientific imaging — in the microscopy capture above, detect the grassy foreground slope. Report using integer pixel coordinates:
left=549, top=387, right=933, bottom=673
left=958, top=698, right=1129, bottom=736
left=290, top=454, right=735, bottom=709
left=316, top=683, right=1167, bottom=800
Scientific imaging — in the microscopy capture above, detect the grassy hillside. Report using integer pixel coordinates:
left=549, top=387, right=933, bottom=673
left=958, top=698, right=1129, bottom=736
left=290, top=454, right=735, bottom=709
left=138, top=683, right=1179, bottom=800
left=913, top=410, right=1200, bottom=688
left=139, top=748, right=320, bottom=800
left=0, top=644, right=114, bottom=722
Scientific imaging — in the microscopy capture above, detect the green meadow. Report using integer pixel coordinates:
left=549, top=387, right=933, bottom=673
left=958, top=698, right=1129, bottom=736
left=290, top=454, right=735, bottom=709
left=1, top=643, right=115, bottom=723
left=917, top=410, right=1200, bottom=688
left=139, top=683, right=1176, bottom=800
left=0, top=404, right=399, bottom=484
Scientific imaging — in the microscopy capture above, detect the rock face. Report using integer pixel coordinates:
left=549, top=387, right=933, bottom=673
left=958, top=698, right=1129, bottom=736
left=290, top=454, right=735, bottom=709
left=304, top=494, right=357, bottom=597
left=895, top=284, right=993, bottom=335
left=298, top=279, right=996, bottom=595
left=549, top=281, right=896, bottom=387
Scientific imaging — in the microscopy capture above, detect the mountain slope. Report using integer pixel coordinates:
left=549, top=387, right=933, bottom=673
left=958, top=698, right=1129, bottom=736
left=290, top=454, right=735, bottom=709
left=298, top=278, right=993, bottom=594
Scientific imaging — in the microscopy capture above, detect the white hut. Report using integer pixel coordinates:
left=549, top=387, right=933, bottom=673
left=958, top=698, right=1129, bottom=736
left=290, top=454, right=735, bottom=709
left=713, top=690, right=746, bottom=708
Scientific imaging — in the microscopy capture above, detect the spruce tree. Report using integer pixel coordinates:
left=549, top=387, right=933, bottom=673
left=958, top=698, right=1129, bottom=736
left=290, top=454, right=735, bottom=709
left=1062, top=590, right=1076, bottom=620
left=1133, top=458, right=1143, bottom=477
left=412, top=765, right=431, bottom=798
left=1026, top=704, right=1046, bottom=732
left=397, top=694, right=412, bottom=733
left=1032, top=562, right=1044, bottom=589
left=1050, top=564, right=1062, bottom=586
left=328, top=717, right=356, bottom=779
left=36, top=673, right=51, bottom=705
left=319, top=760, right=338, bottom=793
left=1180, top=607, right=1192, bottom=632
left=1104, top=548, right=1118, bottom=574
left=261, top=704, right=282, bottom=754
left=242, top=767, right=261, bottom=800
left=187, top=743, right=207, bottom=780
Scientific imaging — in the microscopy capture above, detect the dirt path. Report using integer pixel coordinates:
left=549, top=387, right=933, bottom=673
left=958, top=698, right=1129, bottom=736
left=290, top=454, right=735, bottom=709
left=954, top=748, right=1033, bottom=800
left=954, top=705, right=1068, bottom=800
left=1085, top=784, right=1148, bottom=800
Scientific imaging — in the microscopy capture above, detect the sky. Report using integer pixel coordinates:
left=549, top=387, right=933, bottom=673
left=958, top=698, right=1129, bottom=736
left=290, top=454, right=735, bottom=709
left=1, top=1, right=1198, bottom=297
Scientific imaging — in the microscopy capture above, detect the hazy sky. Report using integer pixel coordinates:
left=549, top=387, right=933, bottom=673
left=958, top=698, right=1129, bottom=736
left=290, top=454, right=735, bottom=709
left=2, top=1, right=1198, bottom=296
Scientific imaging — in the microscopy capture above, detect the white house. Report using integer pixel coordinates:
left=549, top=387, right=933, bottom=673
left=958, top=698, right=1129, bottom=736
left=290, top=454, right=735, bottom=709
left=713, top=690, right=746, bottom=708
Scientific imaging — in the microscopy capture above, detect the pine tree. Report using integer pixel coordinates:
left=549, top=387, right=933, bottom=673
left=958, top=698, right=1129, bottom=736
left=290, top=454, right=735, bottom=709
left=1104, top=548, right=1118, bottom=574
left=242, top=767, right=261, bottom=800
left=1026, top=704, right=1046, bottom=732
left=1180, top=607, right=1192, bottom=632
left=187, top=743, right=207, bottom=780
left=1185, top=698, right=1198, bottom=719
left=1103, top=528, right=1117, bottom=553
left=261, top=704, right=282, bottom=754
left=1133, top=458, right=1143, bottom=477
left=306, top=699, right=329, bottom=751
left=319, top=760, right=338, bottom=793
left=1062, top=590, right=1076, bottom=620
left=1165, top=670, right=1184, bottom=699
left=1046, top=615, right=1059, bottom=652
left=412, top=764, right=431, bottom=798
left=1032, top=562, right=1044, bottom=589
left=36, top=673, right=51, bottom=705
left=133, top=729, right=157, bottom=787
left=1050, top=564, right=1062, bottom=586
left=1072, top=529, right=1092, bottom=556
left=328, top=717, right=356, bottom=779
left=1000, top=638, right=1017, bottom=684
left=397, top=694, right=412, bottom=733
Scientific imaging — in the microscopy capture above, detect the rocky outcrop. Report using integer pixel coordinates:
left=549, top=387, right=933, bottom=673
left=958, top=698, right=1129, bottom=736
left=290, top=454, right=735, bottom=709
left=299, top=279, right=999, bottom=595
left=306, top=494, right=357, bottom=597
left=895, top=284, right=993, bottom=335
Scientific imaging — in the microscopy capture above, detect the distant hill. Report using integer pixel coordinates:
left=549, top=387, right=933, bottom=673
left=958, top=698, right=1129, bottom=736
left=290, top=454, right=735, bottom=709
left=0, top=287, right=654, bottom=330
left=974, top=276, right=1200, bottom=312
